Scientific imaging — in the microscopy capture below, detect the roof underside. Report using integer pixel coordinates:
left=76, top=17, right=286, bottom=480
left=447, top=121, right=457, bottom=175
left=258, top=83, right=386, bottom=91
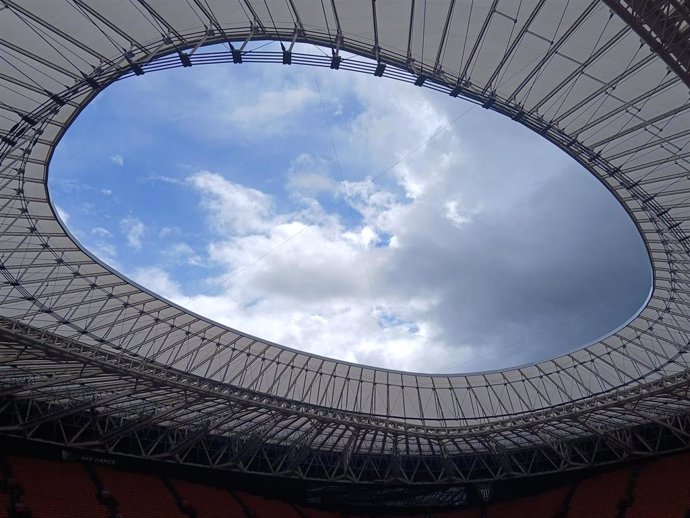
left=1, top=0, right=690, bottom=483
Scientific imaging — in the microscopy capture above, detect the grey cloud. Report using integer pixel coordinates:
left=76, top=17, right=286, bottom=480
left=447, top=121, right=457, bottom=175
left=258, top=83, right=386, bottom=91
left=379, top=162, right=649, bottom=372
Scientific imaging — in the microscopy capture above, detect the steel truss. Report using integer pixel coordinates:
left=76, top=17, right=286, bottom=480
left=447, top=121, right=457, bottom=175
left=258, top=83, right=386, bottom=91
left=1, top=0, right=690, bottom=484
left=602, top=0, right=690, bottom=88
left=1, top=317, right=690, bottom=483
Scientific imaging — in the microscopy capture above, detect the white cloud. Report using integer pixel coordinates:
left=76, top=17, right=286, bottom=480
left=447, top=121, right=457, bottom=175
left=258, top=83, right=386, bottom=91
left=54, top=205, right=70, bottom=224
left=146, top=174, right=185, bottom=186
left=92, top=241, right=118, bottom=267
left=153, top=158, right=467, bottom=370
left=132, top=266, right=185, bottom=301
left=166, top=242, right=204, bottom=267
left=91, top=227, right=113, bottom=238
left=286, top=154, right=336, bottom=197
left=230, top=83, right=317, bottom=127
left=134, top=263, right=453, bottom=372
left=110, top=154, right=124, bottom=166
left=189, top=171, right=273, bottom=235
left=170, top=242, right=194, bottom=255
left=121, top=216, right=145, bottom=250
left=444, top=200, right=470, bottom=227
left=159, top=226, right=178, bottom=238
left=119, top=59, right=337, bottom=140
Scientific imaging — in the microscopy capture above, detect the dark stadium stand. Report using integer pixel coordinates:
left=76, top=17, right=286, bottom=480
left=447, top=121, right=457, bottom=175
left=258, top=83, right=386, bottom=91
left=235, top=491, right=303, bottom=518
left=2, top=450, right=690, bottom=518
left=451, top=512, right=485, bottom=517
left=296, top=506, right=344, bottom=518
left=172, top=479, right=248, bottom=518
left=0, top=491, right=10, bottom=518
left=383, top=513, right=480, bottom=518
left=566, top=467, right=631, bottom=518
left=96, top=465, right=185, bottom=518
left=7, top=456, right=107, bottom=518
left=626, top=453, right=690, bottom=518
left=0, top=456, right=17, bottom=518
left=483, top=487, right=569, bottom=518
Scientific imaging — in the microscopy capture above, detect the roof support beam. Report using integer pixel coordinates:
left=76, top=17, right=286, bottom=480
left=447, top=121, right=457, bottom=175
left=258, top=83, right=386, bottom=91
left=603, top=0, right=690, bottom=88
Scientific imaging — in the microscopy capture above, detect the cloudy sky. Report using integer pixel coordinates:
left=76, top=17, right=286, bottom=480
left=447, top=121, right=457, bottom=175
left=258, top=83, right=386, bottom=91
left=49, top=43, right=651, bottom=374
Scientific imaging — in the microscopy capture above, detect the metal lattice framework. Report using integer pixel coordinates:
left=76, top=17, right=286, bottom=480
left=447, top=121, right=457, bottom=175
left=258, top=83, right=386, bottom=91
left=2, top=0, right=690, bottom=484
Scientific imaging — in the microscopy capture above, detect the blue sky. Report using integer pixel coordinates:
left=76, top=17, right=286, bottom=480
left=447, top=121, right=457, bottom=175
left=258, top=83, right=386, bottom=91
left=49, top=42, right=651, bottom=373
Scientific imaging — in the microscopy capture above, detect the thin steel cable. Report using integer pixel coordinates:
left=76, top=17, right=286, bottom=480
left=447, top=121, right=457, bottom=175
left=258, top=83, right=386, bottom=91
left=312, top=69, right=380, bottom=312
left=545, top=11, right=613, bottom=119
left=458, top=0, right=474, bottom=80
left=67, top=0, right=127, bottom=55
left=0, top=48, right=71, bottom=90
left=6, top=3, right=94, bottom=71
left=561, top=41, right=645, bottom=133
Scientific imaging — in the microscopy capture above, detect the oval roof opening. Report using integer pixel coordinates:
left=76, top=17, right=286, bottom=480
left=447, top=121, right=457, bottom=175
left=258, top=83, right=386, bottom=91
left=50, top=43, right=651, bottom=374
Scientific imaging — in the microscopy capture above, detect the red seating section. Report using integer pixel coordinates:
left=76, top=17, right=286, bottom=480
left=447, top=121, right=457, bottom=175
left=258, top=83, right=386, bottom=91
left=172, top=479, right=248, bottom=518
left=3, top=450, right=690, bottom=518
left=627, top=452, right=690, bottom=518
left=485, top=486, right=568, bottom=518
left=235, top=491, right=302, bottom=518
left=7, top=456, right=107, bottom=518
left=97, top=465, right=185, bottom=518
left=567, top=467, right=630, bottom=518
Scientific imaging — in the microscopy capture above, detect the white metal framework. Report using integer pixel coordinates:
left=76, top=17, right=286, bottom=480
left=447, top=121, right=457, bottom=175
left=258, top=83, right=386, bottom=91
left=1, top=0, right=690, bottom=484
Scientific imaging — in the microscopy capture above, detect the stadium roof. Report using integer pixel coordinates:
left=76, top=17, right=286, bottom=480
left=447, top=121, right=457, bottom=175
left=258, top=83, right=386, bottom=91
left=1, top=0, right=690, bottom=483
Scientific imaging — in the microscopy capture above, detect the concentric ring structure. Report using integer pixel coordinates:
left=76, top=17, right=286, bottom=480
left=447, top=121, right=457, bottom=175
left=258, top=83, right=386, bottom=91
left=1, top=0, right=690, bottom=485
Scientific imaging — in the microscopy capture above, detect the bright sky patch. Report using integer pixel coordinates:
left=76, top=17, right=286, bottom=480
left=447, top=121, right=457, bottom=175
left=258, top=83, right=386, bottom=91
left=49, top=43, right=651, bottom=373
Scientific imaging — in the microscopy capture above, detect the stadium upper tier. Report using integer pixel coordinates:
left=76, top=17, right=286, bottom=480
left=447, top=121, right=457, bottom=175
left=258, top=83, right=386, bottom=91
left=1, top=0, right=690, bottom=483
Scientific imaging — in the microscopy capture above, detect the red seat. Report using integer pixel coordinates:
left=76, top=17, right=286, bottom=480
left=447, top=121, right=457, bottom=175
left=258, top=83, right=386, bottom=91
left=172, top=479, right=248, bottom=518
left=486, top=486, right=568, bottom=518
left=97, top=466, right=185, bottom=518
left=568, top=467, right=630, bottom=518
left=627, top=452, right=690, bottom=518
left=235, top=491, right=302, bottom=518
left=3, top=451, right=690, bottom=518
left=8, top=456, right=107, bottom=518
